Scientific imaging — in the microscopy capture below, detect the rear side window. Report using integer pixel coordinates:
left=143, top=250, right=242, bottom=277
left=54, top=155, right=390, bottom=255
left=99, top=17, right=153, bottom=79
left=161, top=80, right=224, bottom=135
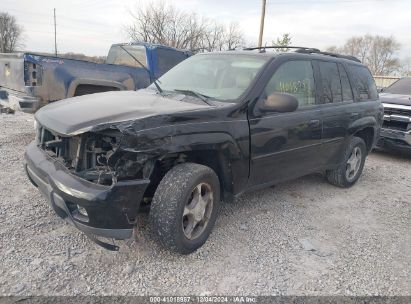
left=155, top=48, right=188, bottom=78
left=348, top=65, right=378, bottom=101
left=338, top=64, right=354, bottom=101
left=106, top=45, right=147, bottom=68
left=318, top=61, right=342, bottom=103
left=265, top=60, right=316, bottom=106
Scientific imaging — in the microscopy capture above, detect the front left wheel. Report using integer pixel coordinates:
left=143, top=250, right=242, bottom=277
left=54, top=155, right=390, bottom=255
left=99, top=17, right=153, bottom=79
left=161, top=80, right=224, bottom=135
left=150, top=163, right=220, bottom=254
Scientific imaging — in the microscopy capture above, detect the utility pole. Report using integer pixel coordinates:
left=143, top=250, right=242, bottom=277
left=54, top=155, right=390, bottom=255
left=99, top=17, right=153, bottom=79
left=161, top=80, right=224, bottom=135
left=258, top=0, right=266, bottom=48
left=54, top=8, right=57, bottom=56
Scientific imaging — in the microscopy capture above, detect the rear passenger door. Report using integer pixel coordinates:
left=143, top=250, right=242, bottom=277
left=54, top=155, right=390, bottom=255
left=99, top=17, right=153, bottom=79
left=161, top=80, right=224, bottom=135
left=315, top=60, right=357, bottom=167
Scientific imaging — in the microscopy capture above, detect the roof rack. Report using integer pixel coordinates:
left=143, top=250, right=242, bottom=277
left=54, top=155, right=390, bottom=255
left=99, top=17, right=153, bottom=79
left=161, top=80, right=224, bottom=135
left=243, top=46, right=361, bottom=63
left=244, top=46, right=320, bottom=52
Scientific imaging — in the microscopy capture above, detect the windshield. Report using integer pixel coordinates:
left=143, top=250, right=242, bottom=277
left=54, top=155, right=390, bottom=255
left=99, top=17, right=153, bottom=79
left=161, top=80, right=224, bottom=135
left=106, top=45, right=147, bottom=68
left=385, top=78, right=411, bottom=95
left=151, top=54, right=270, bottom=101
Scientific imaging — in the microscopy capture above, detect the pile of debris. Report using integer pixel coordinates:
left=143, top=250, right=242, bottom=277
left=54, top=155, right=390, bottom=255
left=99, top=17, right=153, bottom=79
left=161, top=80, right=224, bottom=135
left=0, top=104, right=15, bottom=114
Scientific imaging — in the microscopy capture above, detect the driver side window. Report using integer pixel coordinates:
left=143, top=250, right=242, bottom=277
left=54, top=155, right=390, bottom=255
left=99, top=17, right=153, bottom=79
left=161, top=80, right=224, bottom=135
left=265, top=60, right=316, bottom=107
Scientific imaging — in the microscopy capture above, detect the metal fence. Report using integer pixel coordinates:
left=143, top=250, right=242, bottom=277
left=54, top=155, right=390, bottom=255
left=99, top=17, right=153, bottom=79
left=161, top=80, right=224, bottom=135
left=373, top=75, right=400, bottom=88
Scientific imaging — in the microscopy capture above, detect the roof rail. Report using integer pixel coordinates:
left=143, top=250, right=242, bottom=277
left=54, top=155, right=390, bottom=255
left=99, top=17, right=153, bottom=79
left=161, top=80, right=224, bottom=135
left=294, top=48, right=361, bottom=62
left=244, top=46, right=320, bottom=52
left=243, top=45, right=361, bottom=63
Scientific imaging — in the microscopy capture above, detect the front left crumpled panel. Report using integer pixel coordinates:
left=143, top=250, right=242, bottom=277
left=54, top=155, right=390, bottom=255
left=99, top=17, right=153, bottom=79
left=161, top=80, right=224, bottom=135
left=100, top=112, right=251, bottom=195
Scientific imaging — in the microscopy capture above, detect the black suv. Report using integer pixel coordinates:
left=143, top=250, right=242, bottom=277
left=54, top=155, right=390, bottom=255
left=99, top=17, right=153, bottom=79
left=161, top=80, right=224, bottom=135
left=25, top=47, right=383, bottom=254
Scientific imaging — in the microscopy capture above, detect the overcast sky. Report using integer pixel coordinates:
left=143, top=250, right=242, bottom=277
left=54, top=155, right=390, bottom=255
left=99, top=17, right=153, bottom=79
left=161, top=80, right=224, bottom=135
left=2, top=0, right=410, bottom=59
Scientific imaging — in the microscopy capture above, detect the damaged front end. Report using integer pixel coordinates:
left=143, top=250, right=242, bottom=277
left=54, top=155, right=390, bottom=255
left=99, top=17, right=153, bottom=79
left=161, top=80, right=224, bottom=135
left=26, top=123, right=154, bottom=250
left=35, top=124, right=154, bottom=185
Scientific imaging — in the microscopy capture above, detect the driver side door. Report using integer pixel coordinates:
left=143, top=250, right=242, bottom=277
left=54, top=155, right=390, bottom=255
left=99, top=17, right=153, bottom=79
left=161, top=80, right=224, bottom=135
left=248, top=59, right=323, bottom=188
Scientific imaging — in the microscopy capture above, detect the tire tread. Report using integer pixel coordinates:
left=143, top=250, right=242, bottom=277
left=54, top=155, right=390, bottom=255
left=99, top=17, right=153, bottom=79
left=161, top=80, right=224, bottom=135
left=149, top=163, right=219, bottom=254
left=326, top=136, right=366, bottom=188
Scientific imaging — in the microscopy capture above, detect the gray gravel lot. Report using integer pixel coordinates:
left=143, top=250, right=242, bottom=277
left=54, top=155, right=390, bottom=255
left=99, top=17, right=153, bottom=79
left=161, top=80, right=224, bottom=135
left=0, top=112, right=410, bottom=296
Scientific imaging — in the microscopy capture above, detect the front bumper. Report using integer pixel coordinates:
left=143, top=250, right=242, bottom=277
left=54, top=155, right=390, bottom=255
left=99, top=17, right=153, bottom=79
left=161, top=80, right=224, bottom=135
left=378, top=128, right=411, bottom=151
left=25, top=141, right=150, bottom=240
left=378, top=103, right=411, bottom=151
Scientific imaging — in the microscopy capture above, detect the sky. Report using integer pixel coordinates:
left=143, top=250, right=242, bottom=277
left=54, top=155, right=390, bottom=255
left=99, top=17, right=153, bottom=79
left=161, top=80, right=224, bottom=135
left=2, top=0, right=410, bottom=60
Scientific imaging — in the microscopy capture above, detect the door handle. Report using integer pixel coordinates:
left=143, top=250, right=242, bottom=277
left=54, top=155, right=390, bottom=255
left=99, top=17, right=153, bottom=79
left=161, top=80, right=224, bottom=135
left=308, top=119, right=320, bottom=127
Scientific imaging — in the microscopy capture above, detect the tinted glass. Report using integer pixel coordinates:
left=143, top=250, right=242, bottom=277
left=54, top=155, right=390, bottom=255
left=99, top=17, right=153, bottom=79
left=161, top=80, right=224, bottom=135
left=265, top=60, right=316, bottom=106
left=318, top=61, right=342, bottom=103
left=349, top=65, right=378, bottom=101
left=338, top=63, right=354, bottom=101
left=385, top=78, right=411, bottom=95
left=152, top=54, right=269, bottom=101
left=156, top=49, right=187, bottom=78
left=106, top=45, right=147, bottom=68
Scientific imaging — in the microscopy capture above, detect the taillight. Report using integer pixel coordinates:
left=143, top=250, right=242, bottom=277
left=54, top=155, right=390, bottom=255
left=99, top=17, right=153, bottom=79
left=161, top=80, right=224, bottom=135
left=24, top=61, right=42, bottom=86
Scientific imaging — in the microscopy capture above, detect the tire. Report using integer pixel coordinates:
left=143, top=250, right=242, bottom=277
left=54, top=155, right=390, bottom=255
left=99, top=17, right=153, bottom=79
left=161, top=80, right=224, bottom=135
left=150, top=163, right=220, bottom=254
left=326, top=136, right=367, bottom=188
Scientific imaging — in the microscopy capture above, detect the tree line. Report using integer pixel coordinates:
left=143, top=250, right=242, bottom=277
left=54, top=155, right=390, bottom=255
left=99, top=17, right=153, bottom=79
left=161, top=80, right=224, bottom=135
left=125, top=2, right=244, bottom=52
left=124, top=2, right=407, bottom=76
left=1, top=6, right=409, bottom=76
left=327, top=35, right=402, bottom=75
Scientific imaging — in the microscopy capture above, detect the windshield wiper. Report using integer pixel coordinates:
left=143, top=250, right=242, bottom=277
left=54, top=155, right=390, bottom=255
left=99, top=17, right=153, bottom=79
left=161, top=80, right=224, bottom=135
left=119, top=45, right=164, bottom=94
left=173, top=89, right=214, bottom=106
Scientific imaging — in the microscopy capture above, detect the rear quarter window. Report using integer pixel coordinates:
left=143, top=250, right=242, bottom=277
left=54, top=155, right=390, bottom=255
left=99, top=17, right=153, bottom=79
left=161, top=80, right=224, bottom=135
left=338, top=63, right=354, bottom=101
left=348, top=65, right=378, bottom=101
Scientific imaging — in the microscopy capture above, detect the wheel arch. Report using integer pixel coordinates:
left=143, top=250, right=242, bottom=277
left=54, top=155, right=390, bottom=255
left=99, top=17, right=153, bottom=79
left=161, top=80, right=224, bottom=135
left=348, top=116, right=378, bottom=153
left=146, top=148, right=236, bottom=203
left=353, top=127, right=375, bottom=153
left=67, top=79, right=127, bottom=97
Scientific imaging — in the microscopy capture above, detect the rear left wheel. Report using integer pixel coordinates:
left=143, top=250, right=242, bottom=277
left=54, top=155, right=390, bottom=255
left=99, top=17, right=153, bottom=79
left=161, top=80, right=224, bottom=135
left=326, top=136, right=367, bottom=188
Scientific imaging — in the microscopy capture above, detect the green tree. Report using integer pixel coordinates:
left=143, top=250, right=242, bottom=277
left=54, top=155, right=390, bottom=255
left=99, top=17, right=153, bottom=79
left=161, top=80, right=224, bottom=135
left=272, top=33, right=292, bottom=52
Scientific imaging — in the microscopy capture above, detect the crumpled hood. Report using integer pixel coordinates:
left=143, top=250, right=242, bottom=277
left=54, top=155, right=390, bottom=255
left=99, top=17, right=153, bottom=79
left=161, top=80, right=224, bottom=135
left=35, top=90, right=209, bottom=136
left=380, top=92, right=411, bottom=107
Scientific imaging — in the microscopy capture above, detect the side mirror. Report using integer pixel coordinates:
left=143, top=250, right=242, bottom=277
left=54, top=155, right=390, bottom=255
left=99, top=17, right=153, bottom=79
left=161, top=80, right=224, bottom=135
left=377, top=87, right=384, bottom=93
left=261, top=93, right=299, bottom=113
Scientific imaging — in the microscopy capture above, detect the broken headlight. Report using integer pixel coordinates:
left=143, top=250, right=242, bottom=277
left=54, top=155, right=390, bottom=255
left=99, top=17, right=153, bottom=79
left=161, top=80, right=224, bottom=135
left=73, top=131, right=149, bottom=185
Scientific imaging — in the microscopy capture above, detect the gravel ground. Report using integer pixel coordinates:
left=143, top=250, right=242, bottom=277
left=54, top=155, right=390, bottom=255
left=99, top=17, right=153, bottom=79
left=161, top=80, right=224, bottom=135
left=0, top=112, right=410, bottom=296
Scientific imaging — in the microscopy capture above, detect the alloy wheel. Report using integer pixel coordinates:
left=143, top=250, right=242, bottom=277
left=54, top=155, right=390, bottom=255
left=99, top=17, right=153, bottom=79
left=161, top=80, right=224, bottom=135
left=346, top=146, right=362, bottom=181
left=182, top=183, right=214, bottom=240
